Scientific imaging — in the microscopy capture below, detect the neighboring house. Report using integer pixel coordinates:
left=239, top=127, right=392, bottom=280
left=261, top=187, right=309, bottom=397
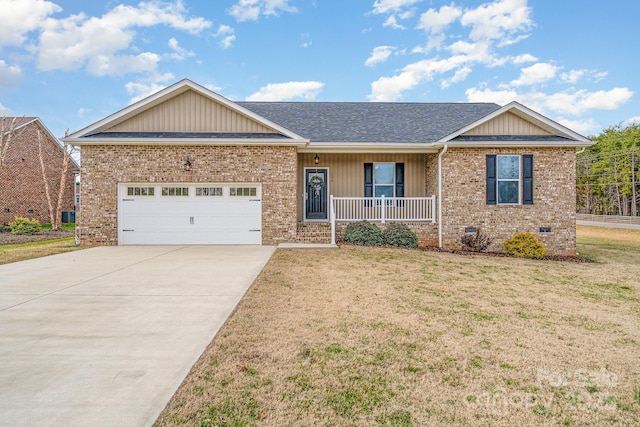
left=1, top=117, right=78, bottom=225
left=63, top=79, right=593, bottom=255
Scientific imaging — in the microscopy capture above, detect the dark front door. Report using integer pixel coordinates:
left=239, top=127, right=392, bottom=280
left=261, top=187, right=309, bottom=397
left=305, top=168, right=328, bottom=220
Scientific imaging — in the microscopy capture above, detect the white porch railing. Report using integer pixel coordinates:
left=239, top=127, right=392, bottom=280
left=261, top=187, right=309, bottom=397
left=329, top=195, right=436, bottom=244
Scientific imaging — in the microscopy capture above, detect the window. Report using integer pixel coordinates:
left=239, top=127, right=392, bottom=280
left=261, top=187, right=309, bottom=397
left=497, top=155, right=520, bottom=204
left=364, top=163, right=404, bottom=200
left=127, top=186, right=155, bottom=196
left=162, top=187, right=189, bottom=197
left=230, top=187, right=257, bottom=197
left=196, top=187, right=223, bottom=197
left=486, top=155, right=533, bottom=205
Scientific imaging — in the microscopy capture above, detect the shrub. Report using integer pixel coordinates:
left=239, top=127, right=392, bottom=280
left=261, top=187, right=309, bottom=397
left=460, top=228, right=493, bottom=252
left=384, top=223, right=418, bottom=248
left=503, top=232, right=547, bottom=259
left=343, top=221, right=384, bottom=246
left=9, top=217, right=42, bottom=235
left=0, top=224, right=9, bottom=233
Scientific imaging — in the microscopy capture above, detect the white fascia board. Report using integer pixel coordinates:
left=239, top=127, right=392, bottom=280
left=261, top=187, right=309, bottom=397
left=66, top=79, right=305, bottom=141
left=439, top=101, right=593, bottom=143
left=444, top=140, right=596, bottom=148
left=299, top=142, right=440, bottom=154
left=63, top=137, right=309, bottom=147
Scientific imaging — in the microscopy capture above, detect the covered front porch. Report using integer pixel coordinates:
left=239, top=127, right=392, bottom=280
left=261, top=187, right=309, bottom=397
left=296, top=152, right=440, bottom=245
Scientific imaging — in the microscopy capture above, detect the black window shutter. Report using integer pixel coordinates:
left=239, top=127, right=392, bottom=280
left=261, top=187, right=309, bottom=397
left=364, top=163, right=373, bottom=197
left=486, top=155, right=497, bottom=205
left=523, top=154, right=534, bottom=204
left=395, top=163, right=404, bottom=197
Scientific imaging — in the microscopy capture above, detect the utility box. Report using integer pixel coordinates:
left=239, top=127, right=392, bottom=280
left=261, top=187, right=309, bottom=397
left=61, top=211, right=76, bottom=224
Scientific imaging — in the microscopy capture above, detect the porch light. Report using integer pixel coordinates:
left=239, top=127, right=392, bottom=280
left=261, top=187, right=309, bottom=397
left=314, top=153, right=319, bottom=165
left=183, top=158, right=192, bottom=172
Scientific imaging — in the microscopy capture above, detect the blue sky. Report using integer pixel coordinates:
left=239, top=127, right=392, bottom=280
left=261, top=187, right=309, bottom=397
left=0, top=0, right=638, bottom=140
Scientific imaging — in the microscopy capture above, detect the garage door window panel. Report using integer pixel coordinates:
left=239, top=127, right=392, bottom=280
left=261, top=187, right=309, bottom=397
left=230, top=187, right=257, bottom=197
left=196, top=187, right=223, bottom=197
left=162, top=187, right=189, bottom=197
left=127, top=186, right=155, bottom=196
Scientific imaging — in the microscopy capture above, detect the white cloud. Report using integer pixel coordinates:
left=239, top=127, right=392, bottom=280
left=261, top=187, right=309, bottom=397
left=512, top=53, right=537, bottom=64
left=373, top=0, right=420, bottom=30
left=0, top=60, right=23, bottom=89
left=125, top=72, right=175, bottom=103
left=0, top=102, right=12, bottom=116
left=228, top=0, right=297, bottom=22
left=510, top=62, right=559, bottom=87
left=460, top=0, right=532, bottom=42
left=441, top=66, right=472, bottom=89
left=372, top=0, right=421, bottom=15
left=465, top=86, right=634, bottom=116
left=87, top=52, right=160, bottom=76
left=557, top=118, right=599, bottom=135
left=37, top=1, right=211, bottom=75
left=365, top=46, right=395, bottom=67
left=628, top=116, right=640, bottom=124
left=0, top=0, right=61, bottom=47
left=245, top=81, right=324, bottom=101
left=383, top=15, right=406, bottom=30
left=167, top=37, right=195, bottom=60
left=370, top=0, right=534, bottom=100
left=417, top=4, right=462, bottom=42
left=214, top=25, right=236, bottom=49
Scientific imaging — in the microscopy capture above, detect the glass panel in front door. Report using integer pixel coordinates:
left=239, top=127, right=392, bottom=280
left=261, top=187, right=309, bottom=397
left=305, top=169, right=327, bottom=220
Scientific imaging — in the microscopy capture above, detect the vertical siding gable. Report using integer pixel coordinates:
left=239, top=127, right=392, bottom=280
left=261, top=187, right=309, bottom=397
left=462, top=112, right=553, bottom=136
left=103, top=90, right=277, bottom=134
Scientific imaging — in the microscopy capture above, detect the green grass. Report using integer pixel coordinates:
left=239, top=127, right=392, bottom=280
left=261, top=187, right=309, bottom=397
left=40, top=223, right=76, bottom=231
left=0, top=237, right=80, bottom=265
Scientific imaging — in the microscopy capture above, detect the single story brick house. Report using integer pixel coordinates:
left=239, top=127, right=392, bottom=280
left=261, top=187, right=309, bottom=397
left=1, top=117, right=78, bottom=225
left=63, top=79, right=593, bottom=255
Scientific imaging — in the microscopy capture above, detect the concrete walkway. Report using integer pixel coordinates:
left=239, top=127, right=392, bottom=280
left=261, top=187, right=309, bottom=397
left=577, top=220, right=640, bottom=230
left=0, top=245, right=275, bottom=426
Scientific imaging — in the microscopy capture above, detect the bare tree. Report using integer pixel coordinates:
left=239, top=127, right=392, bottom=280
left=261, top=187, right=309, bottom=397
left=0, top=117, right=19, bottom=169
left=37, top=129, right=77, bottom=230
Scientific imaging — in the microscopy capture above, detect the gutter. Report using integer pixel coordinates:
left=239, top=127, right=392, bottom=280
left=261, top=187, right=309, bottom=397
left=438, top=144, right=448, bottom=249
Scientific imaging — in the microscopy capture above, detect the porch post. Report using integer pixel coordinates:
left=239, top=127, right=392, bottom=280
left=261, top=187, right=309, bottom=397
left=330, top=194, right=336, bottom=245
left=381, top=195, right=385, bottom=224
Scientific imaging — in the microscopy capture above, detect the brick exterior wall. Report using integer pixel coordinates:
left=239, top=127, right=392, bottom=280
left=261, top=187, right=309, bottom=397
left=78, top=144, right=297, bottom=245
left=440, top=147, right=576, bottom=256
left=0, top=120, right=76, bottom=225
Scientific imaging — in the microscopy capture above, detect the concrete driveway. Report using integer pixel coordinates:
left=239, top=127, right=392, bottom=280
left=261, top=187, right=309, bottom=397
left=0, top=245, right=275, bottom=426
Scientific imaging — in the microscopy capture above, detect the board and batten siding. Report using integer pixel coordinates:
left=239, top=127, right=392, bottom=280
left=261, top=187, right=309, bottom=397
left=463, top=112, right=553, bottom=136
left=297, top=153, right=428, bottom=221
left=104, top=90, right=276, bottom=134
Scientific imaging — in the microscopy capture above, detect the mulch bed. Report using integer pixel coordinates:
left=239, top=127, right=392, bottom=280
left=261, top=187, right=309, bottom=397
left=0, top=230, right=75, bottom=245
left=421, top=245, right=593, bottom=263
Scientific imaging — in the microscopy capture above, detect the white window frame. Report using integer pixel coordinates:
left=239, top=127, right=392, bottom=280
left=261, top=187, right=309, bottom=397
left=496, top=155, right=521, bottom=205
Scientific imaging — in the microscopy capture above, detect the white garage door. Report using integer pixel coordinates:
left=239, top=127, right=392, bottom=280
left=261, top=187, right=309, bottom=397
left=118, top=183, right=262, bottom=245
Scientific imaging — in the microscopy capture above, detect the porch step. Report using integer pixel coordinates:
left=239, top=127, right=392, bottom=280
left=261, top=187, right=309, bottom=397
left=296, top=222, right=331, bottom=244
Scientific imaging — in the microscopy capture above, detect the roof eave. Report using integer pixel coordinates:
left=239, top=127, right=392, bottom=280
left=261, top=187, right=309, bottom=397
left=445, top=140, right=596, bottom=148
left=63, top=137, right=309, bottom=147
left=299, top=142, right=440, bottom=154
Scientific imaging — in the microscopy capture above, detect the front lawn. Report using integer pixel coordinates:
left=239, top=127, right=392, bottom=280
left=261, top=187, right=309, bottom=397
left=156, top=226, right=640, bottom=426
left=0, top=237, right=81, bottom=265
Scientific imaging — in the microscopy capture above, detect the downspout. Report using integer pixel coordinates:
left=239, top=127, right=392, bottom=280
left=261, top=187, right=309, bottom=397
left=576, top=147, right=586, bottom=155
left=438, top=144, right=448, bottom=249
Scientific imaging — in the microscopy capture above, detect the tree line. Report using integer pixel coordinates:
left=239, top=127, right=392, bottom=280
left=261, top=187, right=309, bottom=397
left=577, top=123, right=640, bottom=216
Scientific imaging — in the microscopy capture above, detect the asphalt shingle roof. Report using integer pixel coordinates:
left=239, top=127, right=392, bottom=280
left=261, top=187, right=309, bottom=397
left=238, top=102, right=501, bottom=143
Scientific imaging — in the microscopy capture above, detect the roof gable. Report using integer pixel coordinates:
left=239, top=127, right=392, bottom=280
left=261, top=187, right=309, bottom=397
left=66, top=79, right=305, bottom=141
left=440, top=101, right=592, bottom=144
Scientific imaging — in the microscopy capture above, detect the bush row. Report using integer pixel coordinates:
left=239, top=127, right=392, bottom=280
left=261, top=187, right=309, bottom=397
left=343, top=221, right=418, bottom=248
